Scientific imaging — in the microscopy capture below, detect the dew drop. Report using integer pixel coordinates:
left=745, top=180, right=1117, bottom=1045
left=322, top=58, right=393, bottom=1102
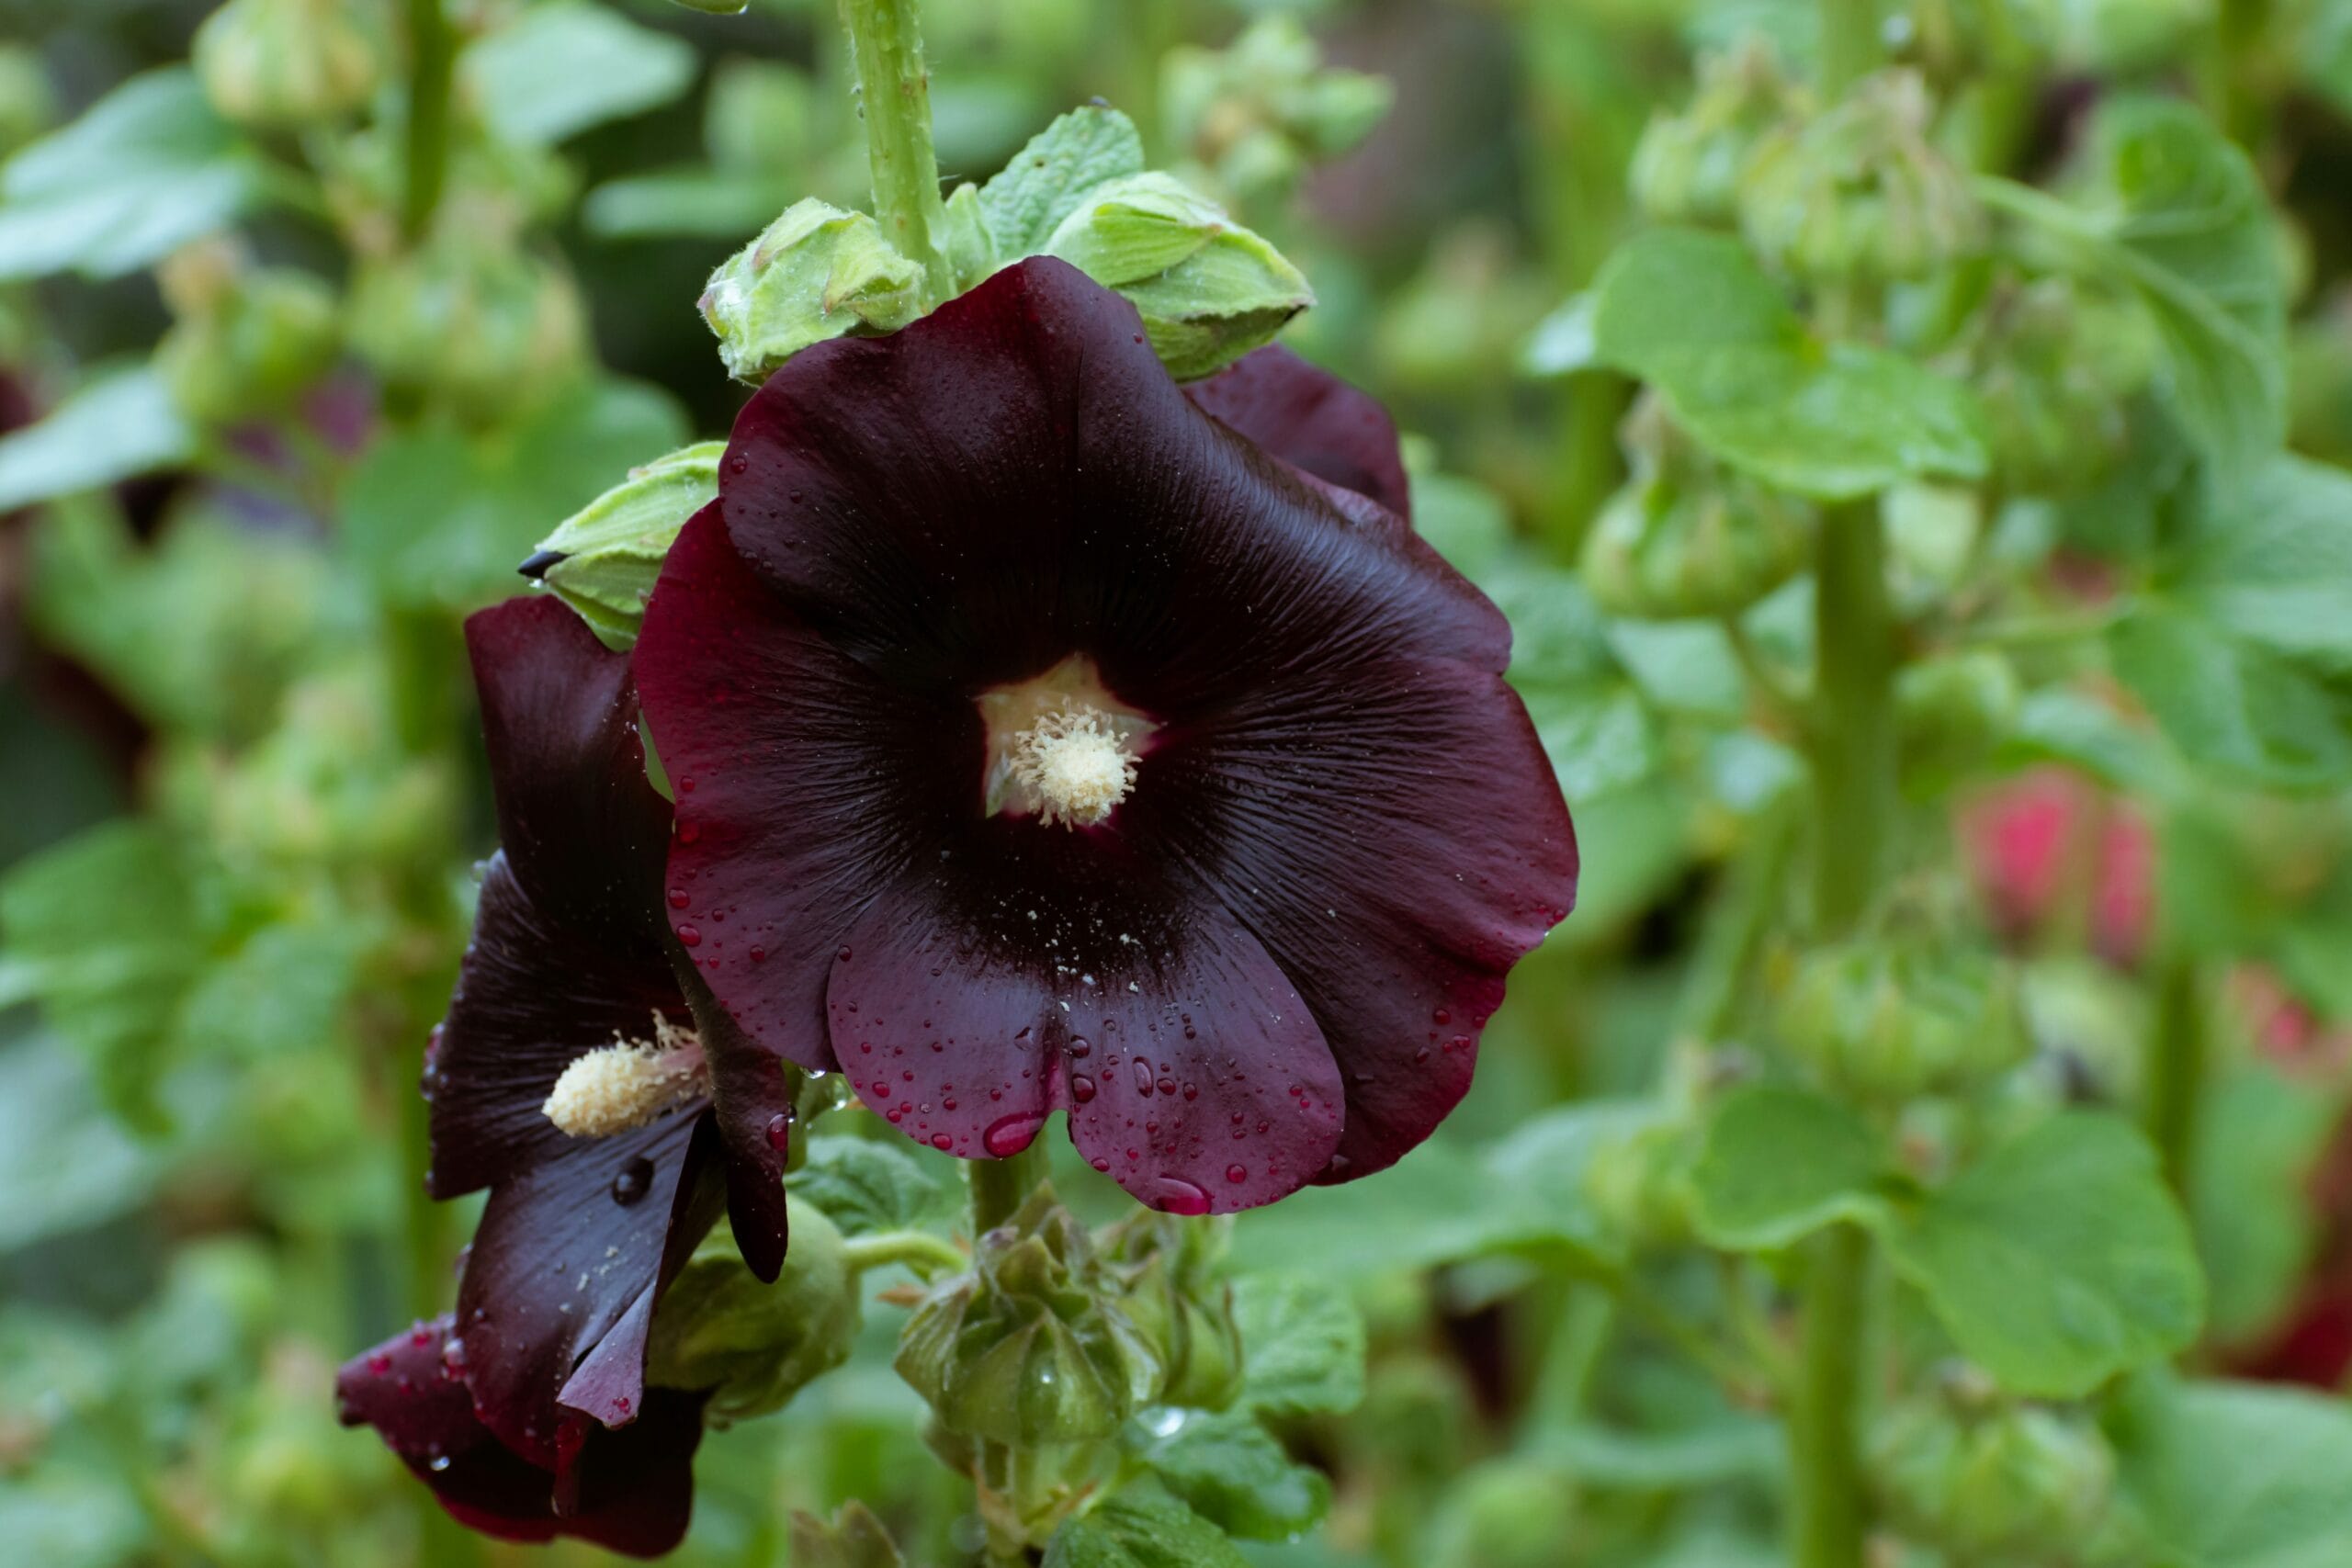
left=984, top=1112, right=1044, bottom=1156
left=931, top=1133, right=954, bottom=1151
left=674, top=923, right=701, bottom=947
left=1070, top=1074, right=1098, bottom=1104
left=611, top=1157, right=654, bottom=1205
left=667, top=888, right=689, bottom=910
left=1156, top=1177, right=1212, bottom=1215
left=764, top=1111, right=794, bottom=1151
left=1227, top=1164, right=1249, bottom=1184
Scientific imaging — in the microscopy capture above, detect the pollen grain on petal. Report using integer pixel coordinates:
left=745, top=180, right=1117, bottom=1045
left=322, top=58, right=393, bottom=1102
left=541, top=1013, right=707, bottom=1137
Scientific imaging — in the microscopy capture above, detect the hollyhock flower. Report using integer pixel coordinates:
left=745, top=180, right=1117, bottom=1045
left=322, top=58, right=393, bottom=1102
left=1960, top=767, right=2152, bottom=966
left=339, top=595, right=792, bottom=1551
left=337, top=1314, right=707, bottom=1556
left=634, top=257, right=1576, bottom=1216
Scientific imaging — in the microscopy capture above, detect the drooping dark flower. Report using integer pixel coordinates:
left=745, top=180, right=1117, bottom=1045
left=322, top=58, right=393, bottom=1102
left=337, top=1314, right=707, bottom=1557
left=339, top=595, right=793, bottom=1551
left=634, top=257, right=1575, bottom=1215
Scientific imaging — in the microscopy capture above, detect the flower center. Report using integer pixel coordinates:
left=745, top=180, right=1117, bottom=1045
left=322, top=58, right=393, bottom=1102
left=542, top=1011, right=707, bottom=1137
left=978, top=657, right=1154, bottom=829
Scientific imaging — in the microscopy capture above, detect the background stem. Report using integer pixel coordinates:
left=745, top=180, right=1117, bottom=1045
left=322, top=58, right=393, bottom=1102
left=2146, top=950, right=2208, bottom=1200
left=968, top=1141, right=1049, bottom=1234
left=1792, top=1224, right=1870, bottom=1568
left=1816, top=0, right=1882, bottom=99
left=401, top=0, right=457, bottom=242
left=836, top=0, right=950, bottom=300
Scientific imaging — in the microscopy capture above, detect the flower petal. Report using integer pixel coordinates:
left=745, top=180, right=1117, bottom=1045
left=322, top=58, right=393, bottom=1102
left=425, top=853, right=686, bottom=1200
left=465, top=594, right=671, bottom=947
left=713, top=256, right=1506, bottom=705
left=1182, top=343, right=1412, bottom=522
left=452, top=1104, right=722, bottom=1471
left=337, top=1315, right=708, bottom=1558
left=1123, top=656, right=1577, bottom=1180
left=637, top=502, right=970, bottom=1075
left=825, top=822, right=1342, bottom=1213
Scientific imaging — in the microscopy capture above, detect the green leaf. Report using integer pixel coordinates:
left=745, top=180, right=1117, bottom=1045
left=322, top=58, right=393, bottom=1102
left=2172, top=455, right=2352, bottom=677
left=0, top=822, right=202, bottom=1135
left=2108, top=1375, right=2352, bottom=1568
left=468, top=1, right=699, bottom=147
left=1885, top=1112, right=2204, bottom=1397
left=583, top=169, right=784, bottom=241
left=978, top=104, right=1147, bottom=257
left=0, top=367, right=193, bottom=513
left=1588, top=227, right=1988, bottom=500
left=1137, top=1411, right=1329, bottom=1540
left=1228, top=1276, right=1365, bottom=1416
left=1690, top=1085, right=1892, bottom=1251
left=0, top=68, right=263, bottom=283
left=2192, top=1066, right=2344, bottom=1342
left=1485, top=1100, right=1671, bottom=1267
left=343, top=378, right=689, bottom=614
left=1982, top=97, right=2285, bottom=483
left=788, top=1134, right=948, bottom=1237
left=0, top=1032, right=157, bottom=1253
left=1044, top=1486, right=1251, bottom=1568
left=2109, top=603, right=2352, bottom=790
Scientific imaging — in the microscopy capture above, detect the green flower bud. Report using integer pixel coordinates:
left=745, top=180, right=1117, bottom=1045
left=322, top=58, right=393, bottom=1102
left=1161, top=17, right=1391, bottom=207
left=194, top=0, right=385, bottom=130
left=1876, top=1399, right=2115, bottom=1559
left=1582, top=397, right=1813, bottom=620
left=700, top=199, right=926, bottom=383
left=894, top=1188, right=1160, bottom=1446
left=1630, top=41, right=1804, bottom=228
left=1041, top=173, right=1313, bottom=381
left=347, top=238, right=589, bottom=423
left=788, top=1502, right=907, bottom=1568
left=648, top=1195, right=860, bottom=1424
left=1738, top=71, right=1983, bottom=286
left=1581, top=1119, right=1696, bottom=1250
left=1100, top=1213, right=1243, bottom=1411
left=1970, top=279, right=2155, bottom=494
left=0, top=47, right=56, bottom=160
left=1778, top=939, right=2027, bottom=1102
left=155, top=259, right=341, bottom=427
left=1897, top=650, right=2021, bottom=788
left=1423, top=1458, right=1580, bottom=1568
left=526, top=442, right=724, bottom=649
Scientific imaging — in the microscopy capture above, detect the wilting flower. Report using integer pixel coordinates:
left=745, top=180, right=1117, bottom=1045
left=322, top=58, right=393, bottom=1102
left=633, top=257, right=1576, bottom=1215
left=339, top=595, right=794, bottom=1551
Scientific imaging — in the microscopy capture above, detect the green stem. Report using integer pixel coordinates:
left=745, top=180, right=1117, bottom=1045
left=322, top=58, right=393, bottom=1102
left=842, top=1229, right=968, bottom=1280
left=1792, top=1224, right=1870, bottom=1568
left=401, top=0, right=458, bottom=242
left=1817, top=0, right=1881, bottom=100
left=2200, top=0, right=2270, bottom=152
left=1810, top=499, right=1897, bottom=935
left=835, top=0, right=950, bottom=300
left=1789, top=496, right=1897, bottom=1568
left=2146, top=950, right=2208, bottom=1200
left=968, top=1140, right=1049, bottom=1234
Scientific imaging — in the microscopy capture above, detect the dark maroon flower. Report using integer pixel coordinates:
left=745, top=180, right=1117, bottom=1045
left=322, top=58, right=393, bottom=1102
left=336, top=1314, right=707, bottom=1556
left=342, top=595, right=791, bottom=1551
left=634, top=257, right=1575, bottom=1215
left=1182, top=341, right=1412, bottom=523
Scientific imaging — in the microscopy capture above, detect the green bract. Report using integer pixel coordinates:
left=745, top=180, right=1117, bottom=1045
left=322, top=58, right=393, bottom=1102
left=699, top=198, right=926, bottom=383
left=1776, top=938, right=2027, bottom=1103
left=647, top=1196, right=860, bottom=1425
left=526, top=441, right=723, bottom=649
left=1039, top=172, right=1312, bottom=380
left=896, top=1189, right=1161, bottom=1447
left=1630, top=40, right=1804, bottom=228
left=346, top=237, right=589, bottom=423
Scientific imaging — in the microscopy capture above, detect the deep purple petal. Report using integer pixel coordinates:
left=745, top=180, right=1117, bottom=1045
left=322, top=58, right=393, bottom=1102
left=1182, top=343, right=1412, bottom=522
left=636, top=502, right=967, bottom=1075
left=713, top=256, right=1506, bottom=705
left=465, top=594, right=671, bottom=947
left=337, top=1316, right=707, bottom=1558
left=425, top=853, right=684, bottom=1199
left=1123, top=656, right=1577, bottom=1180
left=824, top=821, right=1342, bottom=1213
left=453, top=1105, right=722, bottom=1471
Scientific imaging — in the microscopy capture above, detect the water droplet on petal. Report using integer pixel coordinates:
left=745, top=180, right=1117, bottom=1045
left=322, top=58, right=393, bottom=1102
left=984, top=1112, right=1044, bottom=1156
left=1070, top=1074, right=1097, bottom=1104
left=611, top=1157, right=654, bottom=1205
left=1227, top=1164, right=1249, bottom=1184
left=1156, top=1177, right=1212, bottom=1215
